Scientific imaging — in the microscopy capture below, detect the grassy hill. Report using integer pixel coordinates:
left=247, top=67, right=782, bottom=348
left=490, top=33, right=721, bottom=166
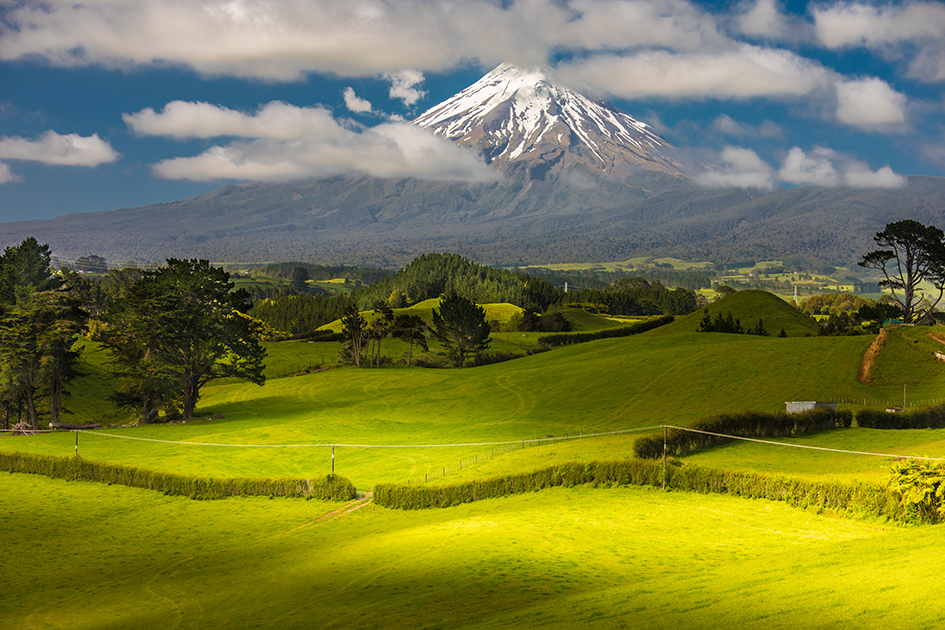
left=651, top=289, right=821, bottom=337
left=7, top=291, right=945, bottom=629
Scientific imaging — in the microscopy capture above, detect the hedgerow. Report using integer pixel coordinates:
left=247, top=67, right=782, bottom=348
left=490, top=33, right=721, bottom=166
left=374, top=459, right=912, bottom=523
left=0, top=450, right=356, bottom=501
left=856, top=404, right=945, bottom=429
left=632, top=407, right=850, bottom=459
left=537, top=315, right=674, bottom=346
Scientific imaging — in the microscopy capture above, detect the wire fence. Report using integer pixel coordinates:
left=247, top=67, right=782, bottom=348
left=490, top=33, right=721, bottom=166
left=5, top=422, right=945, bottom=487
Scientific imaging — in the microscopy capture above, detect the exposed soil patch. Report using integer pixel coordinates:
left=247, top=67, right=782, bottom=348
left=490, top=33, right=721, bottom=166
left=858, top=329, right=886, bottom=384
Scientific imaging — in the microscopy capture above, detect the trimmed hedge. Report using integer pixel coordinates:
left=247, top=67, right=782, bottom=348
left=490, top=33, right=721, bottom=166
left=0, top=450, right=356, bottom=501
left=374, top=458, right=912, bottom=523
left=633, top=407, right=850, bottom=459
left=537, top=315, right=674, bottom=346
left=375, top=460, right=664, bottom=509
left=856, top=404, right=945, bottom=429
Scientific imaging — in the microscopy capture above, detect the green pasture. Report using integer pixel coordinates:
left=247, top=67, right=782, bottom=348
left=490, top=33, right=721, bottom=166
left=11, top=319, right=945, bottom=489
left=4, top=474, right=945, bottom=630
left=8, top=291, right=945, bottom=629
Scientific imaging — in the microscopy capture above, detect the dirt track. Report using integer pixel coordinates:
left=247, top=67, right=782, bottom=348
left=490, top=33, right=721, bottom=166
left=857, top=329, right=886, bottom=384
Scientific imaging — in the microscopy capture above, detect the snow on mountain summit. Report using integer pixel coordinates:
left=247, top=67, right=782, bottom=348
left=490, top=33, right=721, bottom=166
left=414, top=63, right=688, bottom=179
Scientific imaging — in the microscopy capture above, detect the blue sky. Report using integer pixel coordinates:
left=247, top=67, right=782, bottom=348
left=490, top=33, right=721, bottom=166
left=1, top=0, right=944, bottom=223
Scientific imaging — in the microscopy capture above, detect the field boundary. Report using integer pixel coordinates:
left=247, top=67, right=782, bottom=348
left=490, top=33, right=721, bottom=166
left=0, top=450, right=357, bottom=501
left=374, top=458, right=912, bottom=523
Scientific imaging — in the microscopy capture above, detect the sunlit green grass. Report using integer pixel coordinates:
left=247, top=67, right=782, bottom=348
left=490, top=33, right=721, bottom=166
left=3, top=473, right=945, bottom=630
left=11, top=326, right=944, bottom=490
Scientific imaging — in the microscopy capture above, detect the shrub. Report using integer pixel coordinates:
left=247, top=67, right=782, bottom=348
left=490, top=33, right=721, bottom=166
left=856, top=404, right=945, bottom=429
left=633, top=407, right=839, bottom=459
left=0, top=451, right=356, bottom=501
left=537, top=315, right=674, bottom=347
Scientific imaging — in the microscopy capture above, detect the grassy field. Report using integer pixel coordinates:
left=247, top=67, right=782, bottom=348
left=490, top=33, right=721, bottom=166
left=6, top=291, right=945, bottom=629
left=4, top=474, right=945, bottom=630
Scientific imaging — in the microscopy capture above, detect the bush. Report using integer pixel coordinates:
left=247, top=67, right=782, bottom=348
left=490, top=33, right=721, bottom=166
left=856, top=404, right=945, bottom=429
left=633, top=408, right=839, bottom=459
left=0, top=451, right=357, bottom=501
left=537, top=315, right=674, bottom=347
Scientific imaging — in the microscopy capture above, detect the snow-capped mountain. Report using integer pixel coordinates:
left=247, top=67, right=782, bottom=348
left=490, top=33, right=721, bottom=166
left=414, top=63, right=688, bottom=179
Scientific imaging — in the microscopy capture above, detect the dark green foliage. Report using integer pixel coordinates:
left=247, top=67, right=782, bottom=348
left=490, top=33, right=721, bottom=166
left=340, top=305, right=367, bottom=367
left=261, top=262, right=389, bottom=285
left=248, top=293, right=354, bottom=336
left=353, top=253, right=564, bottom=312
left=565, top=278, right=698, bottom=317
left=856, top=403, right=945, bottom=429
left=374, top=460, right=664, bottom=509
left=537, top=315, right=674, bottom=346
left=697, top=309, right=769, bottom=336
left=289, top=266, right=310, bottom=293
left=374, top=458, right=908, bottom=523
left=391, top=314, right=428, bottom=367
left=100, top=259, right=266, bottom=422
left=633, top=408, right=840, bottom=459
left=0, top=451, right=356, bottom=501
left=859, top=219, right=945, bottom=323
left=511, top=309, right=572, bottom=333
left=431, top=293, right=491, bottom=367
left=0, top=239, right=86, bottom=430
left=887, top=459, right=945, bottom=524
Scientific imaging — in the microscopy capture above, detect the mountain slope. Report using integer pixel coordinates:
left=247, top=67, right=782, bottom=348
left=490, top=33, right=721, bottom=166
left=414, top=63, right=687, bottom=179
left=0, top=65, right=943, bottom=266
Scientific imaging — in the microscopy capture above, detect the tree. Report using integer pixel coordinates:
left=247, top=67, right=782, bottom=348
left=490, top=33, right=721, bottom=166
left=340, top=305, right=366, bottom=368
left=391, top=314, right=428, bottom=367
left=859, top=220, right=945, bottom=323
left=101, top=259, right=266, bottom=422
left=0, top=239, right=85, bottom=430
left=289, top=266, right=310, bottom=293
left=431, top=293, right=491, bottom=367
left=366, top=301, right=394, bottom=367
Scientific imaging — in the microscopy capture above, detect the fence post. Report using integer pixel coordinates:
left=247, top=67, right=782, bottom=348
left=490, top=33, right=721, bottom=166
left=662, top=426, right=667, bottom=491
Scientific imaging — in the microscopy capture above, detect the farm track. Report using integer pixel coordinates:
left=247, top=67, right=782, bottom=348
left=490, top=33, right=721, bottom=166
left=271, top=494, right=374, bottom=539
left=858, top=329, right=886, bottom=384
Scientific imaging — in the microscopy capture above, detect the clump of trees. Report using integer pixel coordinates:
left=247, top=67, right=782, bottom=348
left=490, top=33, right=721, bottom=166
left=95, top=259, right=267, bottom=423
left=564, top=277, right=700, bottom=317
left=431, top=293, right=491, bottom=367
left=696, top=310, right=769, bottom=336
left=0, top=238, right=86, bottom=430
left=354, top=253, right=562, bottom=312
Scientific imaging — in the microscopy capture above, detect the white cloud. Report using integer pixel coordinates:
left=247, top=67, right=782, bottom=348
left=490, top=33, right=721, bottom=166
left=710, top=114, right=783, bottom=139
left=0, top=163, right=22, bottom=184
left=813, top=2, right=945, bottom=83
left=813, top=1, right=945, bottom=49
left=693, top=145, right=774, bottom=188
left=342, top=88, right=374, bottom=114
left=128, top=100, right=497, bottom=183
left=734, top=0, right=789, bottom=39
left=124, top=101, right=347, bottom=140
left=835, top=78, right=907, bottom=128
left=0, top=0, right=737, bottom=80
left=0, top=130, right=120, bottom=166
left=557, top=45, right=830, bottom=99
left=386, top=70, right=426, bottom=107
left=777, top=146, right=905, bottom=188
left=778, top=146, right=840, bottom=186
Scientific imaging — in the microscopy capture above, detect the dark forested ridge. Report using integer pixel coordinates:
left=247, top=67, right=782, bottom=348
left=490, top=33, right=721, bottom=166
left=2, top=170, right=943, bottom=267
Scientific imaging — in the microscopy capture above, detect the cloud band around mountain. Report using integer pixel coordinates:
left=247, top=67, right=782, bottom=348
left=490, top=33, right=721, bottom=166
left=126, top=100, right=498, bottom=183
